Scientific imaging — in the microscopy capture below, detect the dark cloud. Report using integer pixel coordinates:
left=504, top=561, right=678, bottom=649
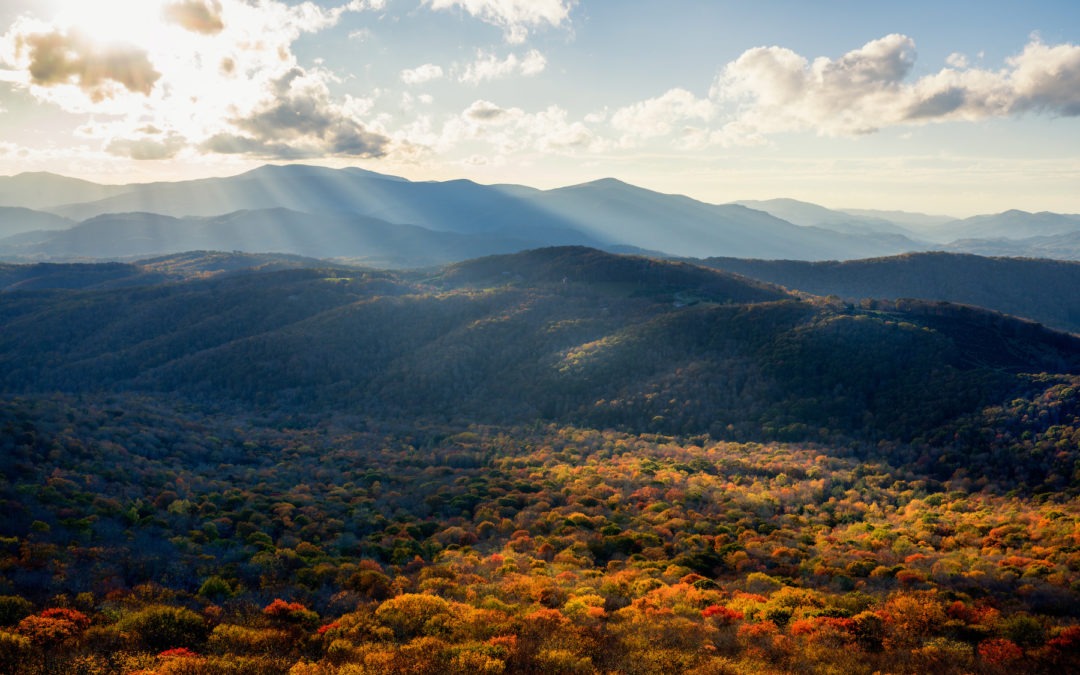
left=210, top=69, right=390, bottom=158
left=905, top=88, right=967, bottom=120
left=162, top=0, right=225, bottom=35
left=17, top=29, right=159, bottom=100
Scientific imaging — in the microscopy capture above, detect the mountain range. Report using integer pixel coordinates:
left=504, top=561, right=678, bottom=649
left=3, top=164, right=1080, bottom=265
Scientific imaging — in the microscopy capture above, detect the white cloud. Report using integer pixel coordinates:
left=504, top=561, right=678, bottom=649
left=611, top=88, right=714, bottom=144
left=713, top=34, right=917, bottom=137
left=946, top=52, right=968, bottom=69
left=459, top=49, right=546, bottom=84
left=438, top=99, right=604, bottom=156
left=427, top=0, right=572, bottom=43
left=710, top=35, right=1080, bottom=144
left=401, top=63, right=444, bottom=85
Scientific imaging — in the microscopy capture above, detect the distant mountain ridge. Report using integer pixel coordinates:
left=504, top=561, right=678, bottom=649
left=0, top=207, right=593, bottom=268
left=0, top=206, right=74, bottom=238
left=0, top=166, right=941, bottom=262
left=732, top=198, right=920, bottom=238
left=2, top=164, right=1080, bottom=263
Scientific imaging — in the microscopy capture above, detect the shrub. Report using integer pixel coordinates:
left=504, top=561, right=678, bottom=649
left=117, top=606, right=209, bottom=651
left=209, top=624, right=294, bottom=656
left=263, top=599, right=319, bottom=626
left=16, top=614, right=85, bottom=645
left=0, top=597, right=33, bottom=627
left=978, top=638, right=1023, bottom=665
left=374, top=594, right=454, bottom=641
left=0, top=631, right=31, bottom=672
left=197, top=576, right=234, bottom=601
left=701, top=605, right=744, bottom=625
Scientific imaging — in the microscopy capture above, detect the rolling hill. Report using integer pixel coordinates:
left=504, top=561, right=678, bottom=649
left=2, top=247, right=1077, bottom=445
left=697, top=252, right=1080, bottom=334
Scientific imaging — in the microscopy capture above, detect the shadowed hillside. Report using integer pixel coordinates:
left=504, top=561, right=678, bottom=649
left=698, top=252, right=1080, bottom=333
left=2, top=248, right=1077, bottom=449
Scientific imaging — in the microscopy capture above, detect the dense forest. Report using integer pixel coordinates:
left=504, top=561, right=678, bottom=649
left=1, top=247, right=1079, bottom=673
left=698, top=252, right=1080, bottom=334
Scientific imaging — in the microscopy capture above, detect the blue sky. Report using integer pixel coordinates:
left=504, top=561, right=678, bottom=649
left=1, top=0, right=1079, bottom=215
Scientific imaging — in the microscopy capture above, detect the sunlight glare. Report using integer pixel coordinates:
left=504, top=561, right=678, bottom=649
left=53, top=0, right=171, bottom=49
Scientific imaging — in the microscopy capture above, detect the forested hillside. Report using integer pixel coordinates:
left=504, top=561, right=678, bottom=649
left=1, top=247, right=1079, bottom=674
left=699, top=252, right=1080, bottom=334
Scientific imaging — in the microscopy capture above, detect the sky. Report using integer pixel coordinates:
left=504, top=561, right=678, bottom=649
left=1, top=0, right=1080, bottom=216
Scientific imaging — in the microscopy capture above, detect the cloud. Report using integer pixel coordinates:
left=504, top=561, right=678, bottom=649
left=710, top=35, right=1080, bottom=143
left=212, top=68, right=389, bottom=158
left=162, top=0, right=224, bottom=35
left=464, top=99, right=507, bottom=121
left=7, top=26, right=160, bottom=102
left=106, top=132, right=187, bottom=160
left=441, top=99, right=603, bottom=155
left=0, top=0, right=391, bottom=160
left=460, top=49, right=546, bottom=84
left=946, top=52, right=968, bottom=69
left=611, top=88, right=714, bottom=144
left=401, top=63, right=444, bottom=85
left=1006, top=40, right=1080, bottom=115
left=713, top=34, right=917, bottom=137
left=428, top=0, right=572, bottom=43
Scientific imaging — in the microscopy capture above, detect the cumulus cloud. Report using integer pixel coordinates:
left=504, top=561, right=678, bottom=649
left=7, top=26, right=160, bottom=101
left=162, top=0, right=225, bottom=35
left=460, top=49, right=546, bottom=84
left=210, top=68, right=389, bottom=158
left=713, top=34, right=917, bottom=137
left=1006, top=40, right=1080, bottom=115
left=611, top=88, right=714, bottom=144
left=710, top=34, right=1080, bottom=143
left=464, top=99, right=507, bottom=121
left=428, top=0, right=572, bottom=43
left=401, top=63, right=444, bottom=85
